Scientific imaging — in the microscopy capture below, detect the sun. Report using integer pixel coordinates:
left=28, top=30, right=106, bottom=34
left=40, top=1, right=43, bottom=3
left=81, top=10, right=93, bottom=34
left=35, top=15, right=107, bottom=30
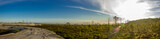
left=113, top=0, right=153, bottom=21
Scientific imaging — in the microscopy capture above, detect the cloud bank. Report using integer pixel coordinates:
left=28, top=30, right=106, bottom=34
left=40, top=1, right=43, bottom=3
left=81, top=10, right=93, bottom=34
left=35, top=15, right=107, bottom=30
left=70, top=0, right=160, bottom=20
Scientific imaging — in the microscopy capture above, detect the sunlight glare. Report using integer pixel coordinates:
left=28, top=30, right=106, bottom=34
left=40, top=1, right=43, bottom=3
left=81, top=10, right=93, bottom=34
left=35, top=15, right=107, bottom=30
left=113, top=0, right=153, bottom=20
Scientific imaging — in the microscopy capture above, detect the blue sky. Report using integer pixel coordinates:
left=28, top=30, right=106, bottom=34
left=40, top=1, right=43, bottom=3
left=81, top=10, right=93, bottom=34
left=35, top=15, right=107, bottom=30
left=1, top=0, right=160, bottom=24
left=0, top=0, right=109, bottom=24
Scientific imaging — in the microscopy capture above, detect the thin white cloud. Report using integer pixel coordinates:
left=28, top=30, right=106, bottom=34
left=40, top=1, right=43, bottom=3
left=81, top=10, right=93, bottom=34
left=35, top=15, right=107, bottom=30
left=0, top=0, right=28, bottom=5
left=68, top=6, right=116, bottom=16
left=71, top=0, right=120, bottom=15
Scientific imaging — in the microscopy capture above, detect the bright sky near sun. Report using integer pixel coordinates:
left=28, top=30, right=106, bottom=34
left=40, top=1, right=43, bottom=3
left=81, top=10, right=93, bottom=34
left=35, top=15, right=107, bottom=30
left=0, top=0, right=160, bottom=24
left=114, top=0, right=152, bottom=20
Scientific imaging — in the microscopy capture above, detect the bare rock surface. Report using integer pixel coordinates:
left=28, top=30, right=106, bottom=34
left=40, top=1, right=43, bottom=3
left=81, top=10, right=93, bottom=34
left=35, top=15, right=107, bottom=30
left=0, top=26, right=63, bottom=39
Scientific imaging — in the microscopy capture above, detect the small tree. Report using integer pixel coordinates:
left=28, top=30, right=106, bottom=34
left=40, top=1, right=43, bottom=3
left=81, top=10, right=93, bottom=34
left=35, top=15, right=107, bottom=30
left=113, top=16, right=119, bottom=25
left=108, top=17, right=110, bottom=26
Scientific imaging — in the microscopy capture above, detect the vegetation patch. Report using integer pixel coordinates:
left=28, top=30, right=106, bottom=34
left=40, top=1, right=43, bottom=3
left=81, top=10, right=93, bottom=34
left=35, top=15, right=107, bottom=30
left=0, top=29, right=21, bottom=35
left=34, top=18, right=160, bottom=39
left=34, top=24, right=117, bottom=39
left=111, top=18, right=160, bottom=39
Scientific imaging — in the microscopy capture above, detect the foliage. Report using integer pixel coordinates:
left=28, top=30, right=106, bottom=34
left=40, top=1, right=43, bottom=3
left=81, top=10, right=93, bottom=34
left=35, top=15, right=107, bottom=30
left=35, top=18, right=160, bottom=39
left=0, top=29, right=9, bottom=35
left=111, top=18, right=160, bottom=39
left=35, top=24, right=115, bottom=39
left=0, top=29, right=21, bottom=35
left=11, top=30, right=20, bottom=33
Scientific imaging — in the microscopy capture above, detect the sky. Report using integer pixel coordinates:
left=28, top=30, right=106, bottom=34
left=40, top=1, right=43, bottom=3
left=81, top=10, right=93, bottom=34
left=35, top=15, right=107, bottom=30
left=0, top=0, right=110, bottom=24
left=0, top=0, right=160, bottom=24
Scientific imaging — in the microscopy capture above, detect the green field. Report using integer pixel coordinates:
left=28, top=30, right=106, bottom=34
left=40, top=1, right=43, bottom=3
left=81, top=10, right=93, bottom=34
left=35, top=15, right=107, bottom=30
left=34, top=18, right=160, bottom=39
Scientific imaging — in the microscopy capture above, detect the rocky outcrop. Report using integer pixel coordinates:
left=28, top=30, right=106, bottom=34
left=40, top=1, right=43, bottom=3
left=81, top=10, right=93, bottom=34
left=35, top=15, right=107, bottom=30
left=0, top=26, right=63, bottom=39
